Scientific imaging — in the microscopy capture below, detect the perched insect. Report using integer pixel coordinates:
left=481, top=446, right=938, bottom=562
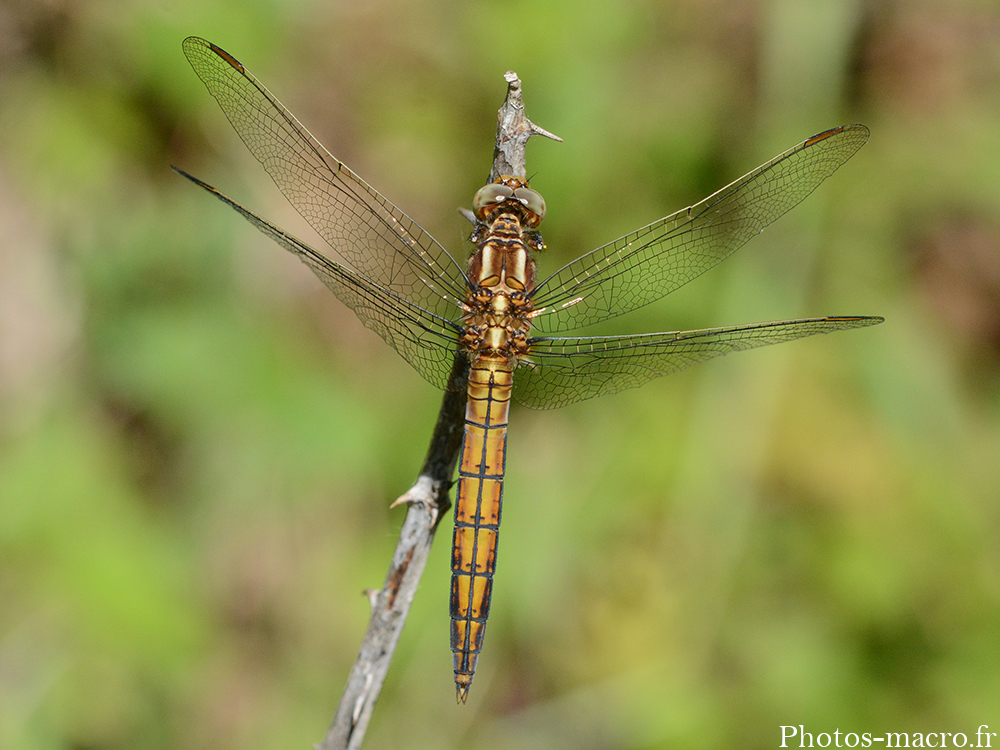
left=176, top=37, right=882, bottom=703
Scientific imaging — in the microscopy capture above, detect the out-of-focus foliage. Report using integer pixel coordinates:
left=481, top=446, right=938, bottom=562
left=2, top=0, right=999, bottom=748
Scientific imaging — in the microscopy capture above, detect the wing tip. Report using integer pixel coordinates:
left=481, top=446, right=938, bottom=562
left=824, top=315, right=885, bottom=327
left=804, top=123, right=870, bottom=149
left=181, top=36, right=245, bottom=73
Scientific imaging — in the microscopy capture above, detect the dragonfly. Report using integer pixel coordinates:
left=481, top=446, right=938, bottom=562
left=175, top=36, right=882, bottom=704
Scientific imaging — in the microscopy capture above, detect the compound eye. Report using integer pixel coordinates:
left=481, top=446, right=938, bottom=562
left=473, top=183, right=514, bottom=219
left=513, top=187, right=546, bottom=226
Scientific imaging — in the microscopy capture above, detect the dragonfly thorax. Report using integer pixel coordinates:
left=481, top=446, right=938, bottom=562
left=461, top=187, right=539, bottom=365
left=460, top=293, right=532, bottom=363
left=467, top=213, right=538, bottom=294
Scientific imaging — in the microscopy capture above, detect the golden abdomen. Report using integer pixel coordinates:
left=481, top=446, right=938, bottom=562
left=450, top=356, right=512, bottom=702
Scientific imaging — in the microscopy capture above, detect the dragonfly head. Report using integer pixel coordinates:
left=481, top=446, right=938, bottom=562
left=473, top=176, right=546, bottom=228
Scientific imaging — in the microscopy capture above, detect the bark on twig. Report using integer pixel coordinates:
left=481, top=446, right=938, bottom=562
left=319, top=71, right=559, bottom=750
left=489, top=71, right=563, bottom=183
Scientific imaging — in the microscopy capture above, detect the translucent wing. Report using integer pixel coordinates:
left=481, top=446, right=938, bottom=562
left=181, top=36, right=469, bottom=321
left=530, top=125, right=870, bottom=333
left=175, top=169, right=463, bottom=389
left=513, top=315, right=883, bottom=409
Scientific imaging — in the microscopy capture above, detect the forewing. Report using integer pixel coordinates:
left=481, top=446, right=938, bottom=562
left=513, top=316, right=883, bottom=409
left=175, top=169, right=463, bottom=389
left=182, top=36, right=468, bottom=319
left=530, top=125, right=870, bottom=333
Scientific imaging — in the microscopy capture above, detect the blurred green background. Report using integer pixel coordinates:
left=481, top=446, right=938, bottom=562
left=2, top=0, right=999, bottom=748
